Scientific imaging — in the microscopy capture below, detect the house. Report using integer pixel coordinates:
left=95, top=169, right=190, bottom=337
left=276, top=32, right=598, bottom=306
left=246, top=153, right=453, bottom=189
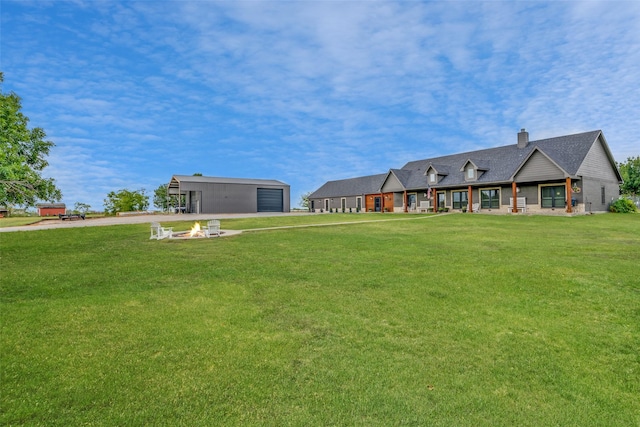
left=36, top=203, right=66, bottom=216
left=310, top=130, right=622, bottom=214
left=167, top=175, right=290, bottom=214
left=308, top=174, right=390, bottom=212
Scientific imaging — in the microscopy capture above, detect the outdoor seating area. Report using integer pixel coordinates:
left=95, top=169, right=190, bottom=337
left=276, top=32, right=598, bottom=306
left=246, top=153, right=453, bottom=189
left=150, top=220, right=223, bottom=240
left=418, top=201, right=430, bottom=213
left=203, top=220, right=220, bottom=237
left=150, top=222, right=173, bottom=240
left=508, top=197, right=527, bottom=213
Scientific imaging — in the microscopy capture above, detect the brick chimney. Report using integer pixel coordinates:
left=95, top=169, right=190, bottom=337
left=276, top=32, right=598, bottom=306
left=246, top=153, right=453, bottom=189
left=517, top=128, right=529, bottom=148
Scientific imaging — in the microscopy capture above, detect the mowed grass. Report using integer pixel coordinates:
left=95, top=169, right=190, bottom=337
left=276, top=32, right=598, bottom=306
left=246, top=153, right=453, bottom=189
left=1, top=214, right=638, bottom=426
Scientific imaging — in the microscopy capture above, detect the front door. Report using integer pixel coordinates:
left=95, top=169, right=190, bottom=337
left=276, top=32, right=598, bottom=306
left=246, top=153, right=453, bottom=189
left=374, top=197, right=382, bottom=212
left=407, top=193, right=417, bottom=211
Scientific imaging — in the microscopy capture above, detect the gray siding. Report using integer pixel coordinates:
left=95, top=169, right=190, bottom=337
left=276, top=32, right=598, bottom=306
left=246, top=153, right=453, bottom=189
left=575, top=136, right=620, bottom=212
left=518, top=185, right=539, bottom=204
left=581, top=177, right=619, bottom=212
left=179, top=182, right=289, bottom=214
left=381, top=174, right=404, bottom=192
left=577, top=136, right=620, bottom=181
left=515, top=151, right=565, bottom=182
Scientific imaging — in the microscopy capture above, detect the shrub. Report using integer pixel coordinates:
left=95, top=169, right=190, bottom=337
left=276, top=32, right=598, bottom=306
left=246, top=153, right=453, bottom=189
left=609, top=197, right=638, bottom=213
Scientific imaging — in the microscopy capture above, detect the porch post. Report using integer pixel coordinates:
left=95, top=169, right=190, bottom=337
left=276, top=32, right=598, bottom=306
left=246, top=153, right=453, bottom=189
left=380, top=193, right=384, bottom=213
left=566, top=177, right=573, bottom=213
left=467, top=186, right=472, bottom=212
left=512, top=182, right=518, bottom=213
left=404, top=190, right=408, bottom=213
left=432, top=187, right=437, bottom=212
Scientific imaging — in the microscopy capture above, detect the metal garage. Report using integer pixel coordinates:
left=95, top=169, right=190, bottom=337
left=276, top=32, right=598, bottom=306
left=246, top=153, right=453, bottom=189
left=167, top=175, right=290, bottom=214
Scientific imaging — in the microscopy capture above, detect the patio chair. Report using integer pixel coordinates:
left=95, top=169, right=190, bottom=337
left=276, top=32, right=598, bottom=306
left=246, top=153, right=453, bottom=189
left=204, top=220, right=221, bottom=238
left=471, top=203, right=480, bottom=213
left=150, top=222, right=173, bottom=240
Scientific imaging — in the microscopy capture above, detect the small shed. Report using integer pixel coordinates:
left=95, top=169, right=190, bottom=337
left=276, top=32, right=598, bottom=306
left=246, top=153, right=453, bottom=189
left=36, top=203, right=66, bottom=216
left=167, top=175, right=290, bottom=214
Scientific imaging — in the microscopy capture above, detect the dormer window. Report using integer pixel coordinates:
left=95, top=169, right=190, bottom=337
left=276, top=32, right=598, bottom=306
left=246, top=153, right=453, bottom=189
left=429, top=173, right=436, bottom=183
left=461, top=159, right=487, bottom=182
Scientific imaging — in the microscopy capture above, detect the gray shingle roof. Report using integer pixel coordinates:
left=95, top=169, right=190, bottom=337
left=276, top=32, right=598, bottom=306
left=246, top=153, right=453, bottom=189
left=400, top=130, right=605, bottom=189
left=310, top=130, right=620, bottom=196
left=309, top=174, right=387, bottom=198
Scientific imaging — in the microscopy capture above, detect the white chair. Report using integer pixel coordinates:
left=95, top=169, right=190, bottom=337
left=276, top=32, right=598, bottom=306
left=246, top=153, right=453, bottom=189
left=150, top=222, right=173, bottom=240
left=471, top=203, right=480, bottom=213
left=204, top=220, right=221, bottom=238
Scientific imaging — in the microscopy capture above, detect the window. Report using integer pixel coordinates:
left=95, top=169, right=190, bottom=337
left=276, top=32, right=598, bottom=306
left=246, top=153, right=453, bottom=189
left=356, top=197, right=362, bottom=210
left=324, top=199, right=329, bottom=211
left=601, top=186, right=606, bottom=204
left=430, top=173, right=436, bottom=183
left=341, top=198, right=346, bottom=211
left=452, top=191, right=468, bottom=209
left=481, top=189, right=500, bottom=209
left=541, top=185, right=565, bottom=208
left=467, top=168, right=474, bottom=179
left=437, top=192, right=446, bottom=209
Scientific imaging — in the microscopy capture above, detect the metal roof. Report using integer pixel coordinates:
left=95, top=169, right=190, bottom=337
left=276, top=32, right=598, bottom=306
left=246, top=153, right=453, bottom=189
left=169, top=175, right=288, bottom=189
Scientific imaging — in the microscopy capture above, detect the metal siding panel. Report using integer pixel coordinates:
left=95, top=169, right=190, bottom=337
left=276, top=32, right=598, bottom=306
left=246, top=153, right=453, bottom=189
left=257, top=188, right=284, bottom=212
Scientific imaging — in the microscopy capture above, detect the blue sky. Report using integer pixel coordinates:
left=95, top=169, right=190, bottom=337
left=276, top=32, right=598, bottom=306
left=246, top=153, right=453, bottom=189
left=2, top=1, right=639, bottom=210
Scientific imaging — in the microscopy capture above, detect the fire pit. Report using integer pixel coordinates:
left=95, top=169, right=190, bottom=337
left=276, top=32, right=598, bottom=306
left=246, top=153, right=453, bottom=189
left=171, top=221, right=222, bottom=239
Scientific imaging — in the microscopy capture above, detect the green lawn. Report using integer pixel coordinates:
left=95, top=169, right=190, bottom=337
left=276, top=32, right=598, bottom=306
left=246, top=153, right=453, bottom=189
left=0, top=217, right=45, bottom=227
left=1, top=214, right=638, bottom=426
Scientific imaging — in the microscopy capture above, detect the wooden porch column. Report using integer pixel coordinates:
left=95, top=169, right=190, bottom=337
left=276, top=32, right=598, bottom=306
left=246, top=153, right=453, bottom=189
left=512, top=182, right=518, bottom=213
left=432, top=187, right=437, bottom=212
left=467, top=186, right=473, bottom=212
left=566, top=177, right=573, bottom=213
left=404, top=190, right=408, bottom=213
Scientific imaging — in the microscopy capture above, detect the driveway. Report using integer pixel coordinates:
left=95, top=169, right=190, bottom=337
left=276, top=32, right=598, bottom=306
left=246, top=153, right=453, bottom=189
left=0, top=212, right=311, bottom=233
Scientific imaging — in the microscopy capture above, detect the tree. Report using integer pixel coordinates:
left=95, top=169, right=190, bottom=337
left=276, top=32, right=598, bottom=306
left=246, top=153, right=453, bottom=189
left=0, top=72, right=62, bottom=209
left=619, top=156, right=640, bottom=197
left=74, top=202, right=91, bottom=214
left=103, top=188, right=148, bottom=215
left=299, top=191, right=312, bottom=210
left=153, top=183, right=185, bottom=212
left=153, top=184, right=170, bottom=211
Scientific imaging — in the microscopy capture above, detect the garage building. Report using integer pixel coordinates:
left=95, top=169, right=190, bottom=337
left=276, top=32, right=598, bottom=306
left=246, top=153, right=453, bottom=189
left=167, top=175, right=290, bottom=214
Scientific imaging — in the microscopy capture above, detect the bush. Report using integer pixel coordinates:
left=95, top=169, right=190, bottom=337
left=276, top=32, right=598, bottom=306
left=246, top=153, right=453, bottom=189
left=609, top=197, right=638, bottom=213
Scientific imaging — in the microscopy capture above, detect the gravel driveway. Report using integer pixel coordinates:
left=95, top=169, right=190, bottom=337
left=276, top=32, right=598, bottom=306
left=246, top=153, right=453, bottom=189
left=0, top=212, right=308, bottom=233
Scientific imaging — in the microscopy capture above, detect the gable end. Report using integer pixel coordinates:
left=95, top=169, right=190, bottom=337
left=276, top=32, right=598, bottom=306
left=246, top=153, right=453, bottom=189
left=576, top=135, right=622, bottom=182
left=514, top=150, right=566, bottom=182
